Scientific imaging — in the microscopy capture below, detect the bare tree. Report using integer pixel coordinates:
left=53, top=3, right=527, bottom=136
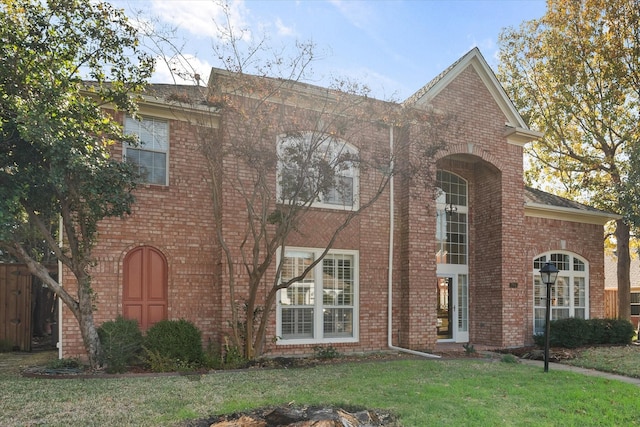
left=138, top=0, right=452, bottom=359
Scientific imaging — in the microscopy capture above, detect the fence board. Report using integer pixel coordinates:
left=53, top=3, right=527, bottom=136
left=0, top=265, right=32, bottom=351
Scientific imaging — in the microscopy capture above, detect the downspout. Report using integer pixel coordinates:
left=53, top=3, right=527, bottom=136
left=387, top=125, right=440, bottom=359
left=57, top=215, right=63, bottom=359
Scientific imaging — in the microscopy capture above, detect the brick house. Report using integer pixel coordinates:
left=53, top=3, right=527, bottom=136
left=57, top=48, right=617, bottom=359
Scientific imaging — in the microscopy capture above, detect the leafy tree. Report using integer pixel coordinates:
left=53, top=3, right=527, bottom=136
left=498, top=0, right=640, bottom=320
left=0, top=0, right=153, bottom=367
left=142, top=1, right=452, bottom=359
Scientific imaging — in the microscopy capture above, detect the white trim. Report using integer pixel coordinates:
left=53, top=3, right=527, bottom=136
left=276, top=247, right=359, bottom=345
left=276, top=132, right=360, bottom=211
left=123, top=115, right=170, bottom=186
left=408, top=48, right=536, bottom=145
left=525, top=202, right=620, bottom=226
left=532, top=251, right=590, bottom=335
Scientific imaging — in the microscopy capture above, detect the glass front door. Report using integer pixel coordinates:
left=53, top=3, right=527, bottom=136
left=437, top=276, right=453, bottom=339
left=436, top=273, right=469, bottom=342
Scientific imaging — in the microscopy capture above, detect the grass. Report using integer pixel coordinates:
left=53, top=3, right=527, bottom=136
left=565, top=344, right=640, bottom=378
left=1, top=350, right=640, bottom=426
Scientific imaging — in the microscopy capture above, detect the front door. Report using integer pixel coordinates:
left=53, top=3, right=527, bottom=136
left=436, top=273, right=468, bottom=342
left=122, top=246, right=168, bottom=331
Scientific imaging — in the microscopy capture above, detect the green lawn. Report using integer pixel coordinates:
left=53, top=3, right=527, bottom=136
left=1, top=352, right=639, bottom=426
left=565, top=345, right=640, bottom=378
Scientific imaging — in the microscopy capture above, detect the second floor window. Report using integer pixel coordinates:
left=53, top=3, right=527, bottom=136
left=124, top=116, right=169, bottom=186
left=277, top=132, right=358, bottom=209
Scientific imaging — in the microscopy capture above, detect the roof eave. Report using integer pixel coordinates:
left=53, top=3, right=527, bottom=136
left=504, top=126, right=543, bottom=146
left=525, top=202, right=621, bottom=226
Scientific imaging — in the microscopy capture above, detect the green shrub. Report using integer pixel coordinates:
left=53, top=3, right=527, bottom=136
left=533, top=317, right=635, bottom=349
left=313, top=345, right=340, bottom=360
left=549, top=317, right=592, bottom=348
left=501, top=354, right=519, bottom=364
left=604, top=318, right=635, bottom=344
left=143, top=319, right=204, bottom=371
left=98, top=316, right=143, bottom=373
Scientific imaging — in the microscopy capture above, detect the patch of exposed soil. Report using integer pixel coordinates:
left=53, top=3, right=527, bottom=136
left=183, top=405, right=399, bottom=427
left=496, top=346, right=582, bottom=362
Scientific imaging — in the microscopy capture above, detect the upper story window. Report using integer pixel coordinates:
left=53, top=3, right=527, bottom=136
left=124, top=116, right=169, bottom=186
left=436, top=171, right=468, bottom=265
left=277, top=132, right=358, bottom=210
left=533, top=252, right=589, bottom=335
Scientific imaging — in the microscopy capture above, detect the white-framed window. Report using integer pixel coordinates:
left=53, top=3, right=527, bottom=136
left=276, top=132, right=359, bottom=210
left=124, top=116, right=169, bottom=185
left=631, top=292, right=640, bottom=316
left=277, top=247, right=359, bottom=344
left=435, top=170, right=468, bottom=265
left=533, top=252, right=589, bottom=335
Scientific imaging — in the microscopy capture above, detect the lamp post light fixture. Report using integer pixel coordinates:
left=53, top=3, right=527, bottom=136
left=539, top=261, right=559, bottom=372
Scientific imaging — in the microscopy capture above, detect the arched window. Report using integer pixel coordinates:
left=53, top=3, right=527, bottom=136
left=122, top=246, right=168, bottom=331
left=276, top=132, right=359, bottom=209
left=436, top=171, right=468, bottom=265
left=533, top=252, right=589, bottom=335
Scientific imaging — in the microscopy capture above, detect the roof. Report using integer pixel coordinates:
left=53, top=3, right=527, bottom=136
left=403, top=48, right=542, bottom=146
left=524, top=186, right=620, bottom=225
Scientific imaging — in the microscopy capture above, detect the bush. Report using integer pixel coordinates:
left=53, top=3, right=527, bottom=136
left=534, top=317, right=635, bottom=348
left=143, top=319, right=204, bottom=371
left=549, top=317, right=592, bottom=348
left=97, top=316, right=143, bottom=373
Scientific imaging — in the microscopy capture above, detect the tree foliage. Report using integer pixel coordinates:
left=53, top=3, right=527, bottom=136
left=0, top=0, right=153, bottom=367
left=498, top=0, right=640, bottom=319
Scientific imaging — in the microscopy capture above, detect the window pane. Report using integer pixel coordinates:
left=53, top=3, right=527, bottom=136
left=281, top=308, right=313, bottom=338
left=554, top=277, right=570, bottom=307
left=550, top=253, right=569, bottom=271
left=277, top=133, right=357, bottom=208
left=574, top=277, right=585, bottom=307
left=533, top=256, right=547, bottom=270
left=323, top=308, right=353, bottom=337
left=124, top=116, right=168, bottom=185
left=553, top=308, right=570, bottom=320
left=631, top=293, right=640, bottom=304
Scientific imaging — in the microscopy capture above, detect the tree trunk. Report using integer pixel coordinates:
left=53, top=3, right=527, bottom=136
left=615, top=219, right=631, bottom=321
left=76, top=272, right=103, bottom=368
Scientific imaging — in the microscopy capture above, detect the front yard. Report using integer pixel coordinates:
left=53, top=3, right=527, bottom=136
left=1, top=346, right=640, bottom=426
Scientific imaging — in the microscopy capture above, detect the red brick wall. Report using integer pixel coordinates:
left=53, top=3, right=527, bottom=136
left=523, top=217, right=606, bottom=343
left=61, top=63, right=608, bottom=359
left=61, top=112, right=220, bottom=359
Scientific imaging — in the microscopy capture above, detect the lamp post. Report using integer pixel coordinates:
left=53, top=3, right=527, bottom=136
left=539, top=262, right=559, bottom=372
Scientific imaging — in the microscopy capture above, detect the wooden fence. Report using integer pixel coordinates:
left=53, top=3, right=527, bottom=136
left=604, top=289, right=618, bottom=320
left=0, top=264, right=33, bottom=351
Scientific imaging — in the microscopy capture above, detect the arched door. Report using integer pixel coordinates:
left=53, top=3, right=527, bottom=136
left=122, top=246, right=168, bottom=331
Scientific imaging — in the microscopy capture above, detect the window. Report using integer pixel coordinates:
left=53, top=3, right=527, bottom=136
left=277, top=132, right=358, bottom=209
left=435, top=171, right=468, bottom=265
left=124, top=116, right=169, bottom=185
left=277, top=248, right=358, bottom=343
left=533, top=252, right=589, bottom=335
left=631, top=293, right=640, bottom=316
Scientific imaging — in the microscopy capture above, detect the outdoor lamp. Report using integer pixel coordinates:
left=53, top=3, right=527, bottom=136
left=539, top=261, right=559, bottom=372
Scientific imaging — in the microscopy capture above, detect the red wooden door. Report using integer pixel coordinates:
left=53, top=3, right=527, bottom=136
left=122, top=247, right=168, bottom=331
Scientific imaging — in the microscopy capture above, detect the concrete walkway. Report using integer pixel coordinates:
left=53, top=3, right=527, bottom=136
left=518, top=358, right=640, bottom=387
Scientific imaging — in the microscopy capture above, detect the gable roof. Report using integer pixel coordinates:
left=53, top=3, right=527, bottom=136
left=404, top=47, right=542, bottom=146
left=524, top=186, right=620, bottom=225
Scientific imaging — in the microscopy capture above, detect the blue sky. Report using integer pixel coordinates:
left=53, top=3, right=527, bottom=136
left=112, top=0, right=547, bottom=100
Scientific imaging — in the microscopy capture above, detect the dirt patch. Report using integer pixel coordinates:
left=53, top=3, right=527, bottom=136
left=183, top=405, right=400, bottom=427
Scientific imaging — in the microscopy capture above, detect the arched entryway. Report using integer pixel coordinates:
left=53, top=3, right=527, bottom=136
left=122, top=246, right=168, bottom=331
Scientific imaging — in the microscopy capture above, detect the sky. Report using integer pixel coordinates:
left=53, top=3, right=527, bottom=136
left=111, top=0, right=547, bottom=100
